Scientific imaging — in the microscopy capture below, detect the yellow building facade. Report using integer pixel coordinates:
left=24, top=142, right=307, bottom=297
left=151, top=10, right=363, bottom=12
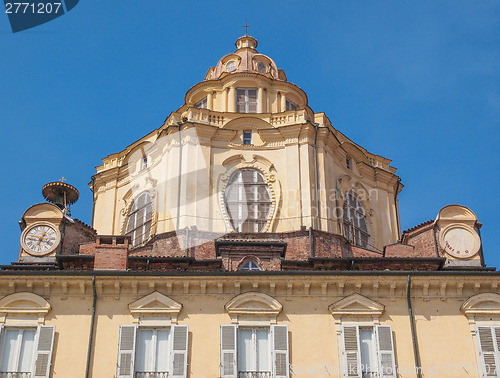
left=1, top=34, right=498, bottom=378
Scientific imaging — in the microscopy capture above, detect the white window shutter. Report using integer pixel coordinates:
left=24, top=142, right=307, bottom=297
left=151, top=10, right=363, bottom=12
left=341, top=325, right=361, bottom=378
left=117, top=325, right=137, bottom=378
left=220, top=325, right=237, bottom=378
left=170, top=325, right=188, bottom=378
left=33, top=325, right=55, bottom=378
left=375, top=325, right=396, bottom=377
left=477, top=326, right=499, bottom=377
left=272, top=325, right=289, bottom=378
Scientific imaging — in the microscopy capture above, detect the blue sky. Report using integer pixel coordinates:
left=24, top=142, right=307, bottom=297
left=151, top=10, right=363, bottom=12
left=0, top=1, right=499, bottom=266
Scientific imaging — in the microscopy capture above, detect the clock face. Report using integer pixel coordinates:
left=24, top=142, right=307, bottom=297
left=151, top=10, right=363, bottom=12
left=22, top=224, right=60, bottom=256
left=441, top=226, right=480, bottom=259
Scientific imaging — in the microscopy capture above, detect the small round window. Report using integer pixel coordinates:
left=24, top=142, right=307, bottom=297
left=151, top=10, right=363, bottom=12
left=226, top=61, right=237, bottom=72
left=257, top=62, right=266, bottom=73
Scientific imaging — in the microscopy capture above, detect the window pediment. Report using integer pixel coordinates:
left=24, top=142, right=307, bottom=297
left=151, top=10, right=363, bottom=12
left=225, top=292, right=282, bottom=324
left=128, top=291, right=182, bottom=324
left=461, top=293, right=500, bottom=317
left=0, top=292, right=51, bottom=324
left=329, top=293, right=384, bottom=318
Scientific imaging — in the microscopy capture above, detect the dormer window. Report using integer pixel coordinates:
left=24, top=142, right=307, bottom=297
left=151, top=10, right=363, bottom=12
left=257, top=62, right=266, bottom=73
left=195, top=98, right=207, bottom=109
left=286, top=99, right=298, bottom=111
left=236, top=88, right=257, bottom=113
left=141, top=156, right=148, bottom=170
left=226, top=61, right=237, bottom=72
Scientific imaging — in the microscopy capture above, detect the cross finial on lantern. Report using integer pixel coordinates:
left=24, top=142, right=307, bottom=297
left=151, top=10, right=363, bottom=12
left=242, top=21, right=250, bottom=36
left=59, top=177, right=67, bottom=183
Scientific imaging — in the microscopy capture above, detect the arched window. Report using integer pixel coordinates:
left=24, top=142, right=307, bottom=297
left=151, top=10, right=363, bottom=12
left=343, top=193, right=370, bottom=248
left=239, top=259, right=261, bottom=271
left=125, top=192, right=153, bottom=247
left=224, top=169, right=272, bottom=232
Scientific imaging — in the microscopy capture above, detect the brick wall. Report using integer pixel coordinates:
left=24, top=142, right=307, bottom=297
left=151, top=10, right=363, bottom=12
left=61, top=219, right=96, bottom=254
left=402, top=224, right=439, bottom=258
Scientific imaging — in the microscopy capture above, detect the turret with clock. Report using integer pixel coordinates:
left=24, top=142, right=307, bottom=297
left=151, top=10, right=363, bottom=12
left=18, top=178, right=80, bottom=263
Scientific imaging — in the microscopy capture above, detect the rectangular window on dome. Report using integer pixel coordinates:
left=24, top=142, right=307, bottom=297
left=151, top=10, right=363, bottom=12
left=243, top=131, right=252, bottom=145
left=236, top=88, right=258, bottom=113
left=285, top=99, right=298, bottom=111
left=195, top=97, right=207, bottom=109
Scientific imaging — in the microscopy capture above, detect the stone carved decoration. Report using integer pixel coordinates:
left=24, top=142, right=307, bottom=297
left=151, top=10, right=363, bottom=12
left=0, top=292, right=51, bottom=325
left=225, top=292, right=282, bottom=324
left=218, top=154, right=281, bottom=233
left=461, top=293, right=500, bottom=318
left=329, top=293, right=385, bottom=323
left=128, top=291, right=183, bottom=325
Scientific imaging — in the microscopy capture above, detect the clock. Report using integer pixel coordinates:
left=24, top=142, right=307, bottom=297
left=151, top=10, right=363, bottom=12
left=21, top=222, right=60, bottom=256
left=439, top=225, right=481, bottom=259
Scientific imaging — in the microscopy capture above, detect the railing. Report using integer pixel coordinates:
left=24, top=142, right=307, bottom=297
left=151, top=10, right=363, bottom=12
left=135, top=372, right=169, bottom=378
left=238, top=372, right=272, bottom=378
left=0, top=373, right=31, bottom=378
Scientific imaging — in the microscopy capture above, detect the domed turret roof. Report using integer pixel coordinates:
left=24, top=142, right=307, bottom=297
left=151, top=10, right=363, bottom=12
left=205, top=35, right=287, bottom=81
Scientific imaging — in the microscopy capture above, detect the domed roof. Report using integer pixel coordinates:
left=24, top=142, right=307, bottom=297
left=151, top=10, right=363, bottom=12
left=205, top=35, right=287, bottom=81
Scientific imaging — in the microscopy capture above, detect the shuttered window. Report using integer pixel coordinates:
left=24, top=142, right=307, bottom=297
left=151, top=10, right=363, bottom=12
left=0, top=325, right=55, bottom=378
left=476, top=326, right=500, bottom=377
left=341, top=325, right=396, bottom=378
left=236, top=88, right=258, bottom=113
left=117, top=325, right=188, bottom=378
left=221, top=325, right=289, bottom=378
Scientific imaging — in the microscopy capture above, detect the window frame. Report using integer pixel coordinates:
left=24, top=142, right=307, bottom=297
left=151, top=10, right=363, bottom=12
left=226, top=61, right=237, bottom=72
left=195, top=97, right=207, bottom=109
left=0, top=325, right=55, bottom=378
left=475, top=324, right=500, bottom=377
left=342, top=193, right=370, bottom=249
left=236, top=88, right=258, bottom=114
left=285, top=99, right=298, bottom=111
left=257, top=62, right=267, bottom=73
left=224, top=169, right=272, bottom=233
left=125, top=192, right=153, bottom=248
left=117, top=324, right=188, bottom=378
left=340, top=324, right=396, bottom=378
left=243, top=131, right=252, bottom=145
left=220, top=324, right=289, bottom=378
left=239, top=259, right=261, bottom=272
